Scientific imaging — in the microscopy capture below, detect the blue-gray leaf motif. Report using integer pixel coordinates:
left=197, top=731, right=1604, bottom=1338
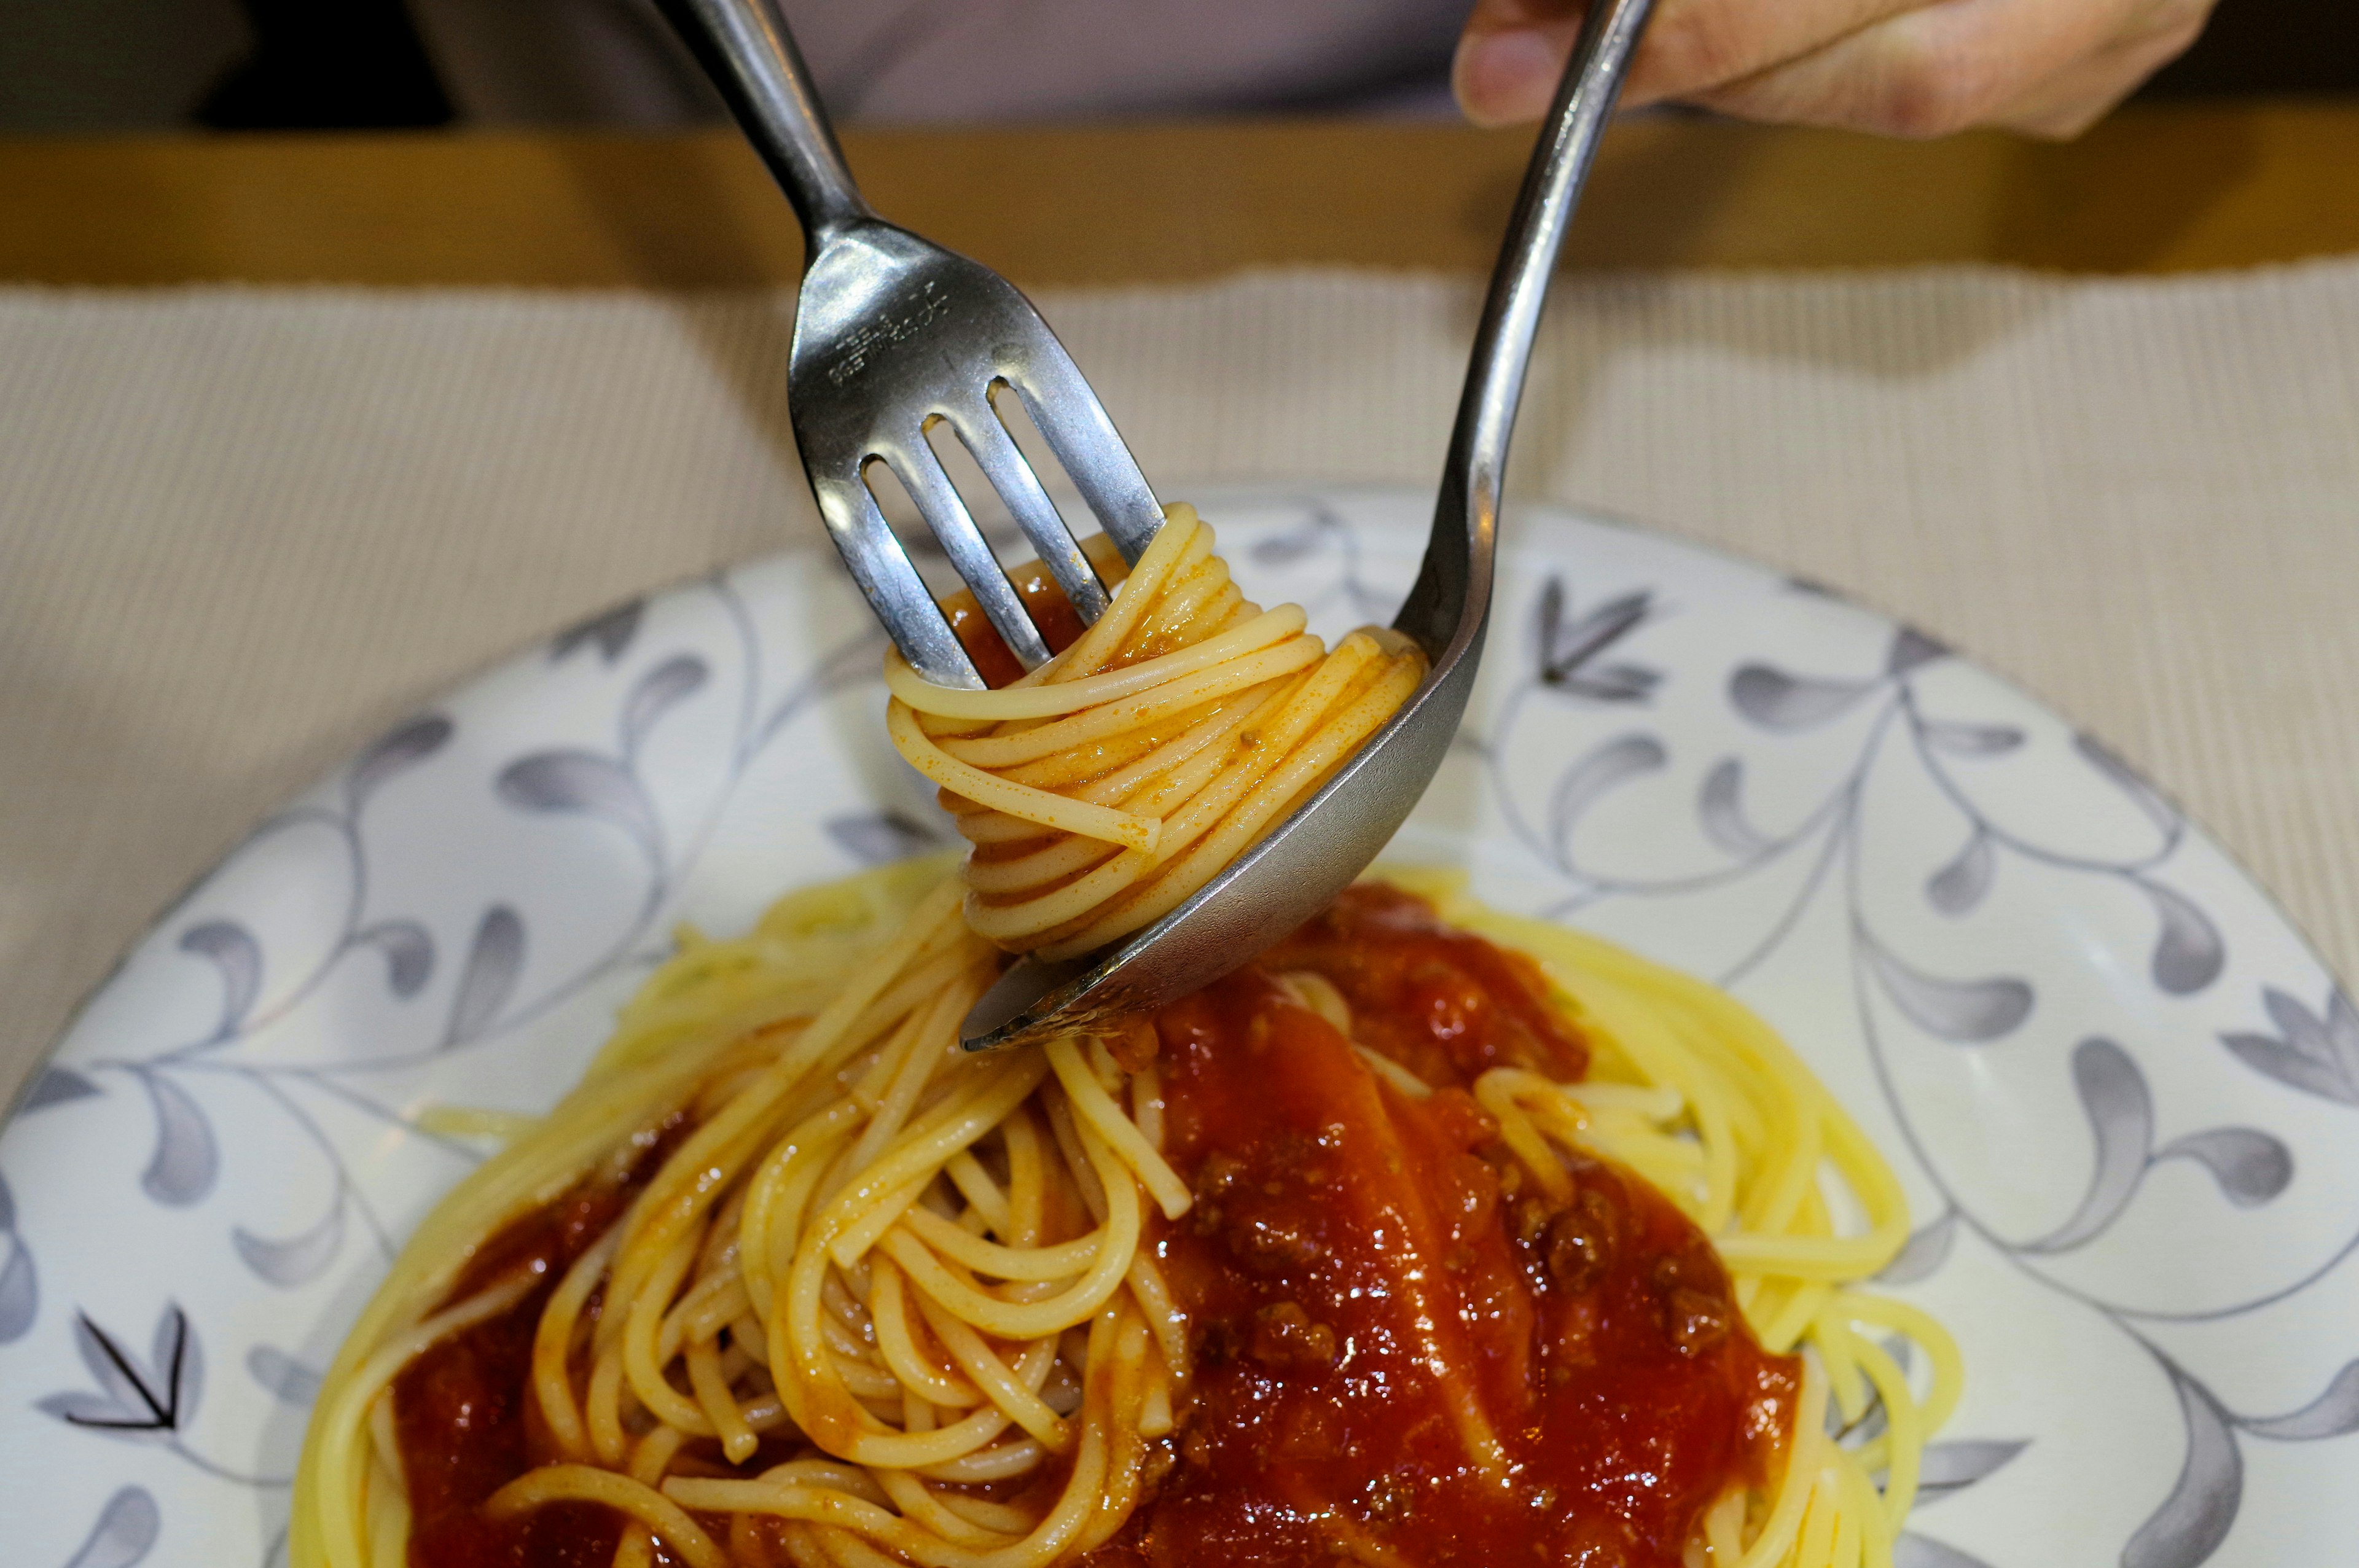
left=134, top=1071, right=217, bottom=1207
left=0, top=1172, right=34, bottom=1343
left=2140, top=880, right=2224, bottom=996
left=552, top=596, right=644, bottom=664
left=1876, top=1210, right=1958, bottom=1286
left=1862, top=932, right=2033, bottom=1043
left=1917, top=1438, right=2028, bottom=1500
left=1549, top=735, right=1667, bottom=860
left=2240, top=1359, right=2359, bottom=1440
left=60, top=1486, right=159, bottom=1568
left=1731, top=663, right=1876, bottom=731
left=2152, top=1128, right=2292, bottom=1208
left=1922, top=720, right=2025, bottom=757
left=246, top=1344, right=324, bottom=1407
left=1697, top=759, right=1774, bottom=857
left=23, top=1066, right=101, bottom=1111
left=827, top=811, right=942, bottom=867
left=233, top=1191, right=345, bottom=1287
left=620, top=653, right=709, bottom=760
left=1888, top=626, right=1948, bottom=676
left=2024, top=1038, right=2150, bottom=1254
left=41, top=1304, right=201, bottom=1443
left=1895, top=1537, right=1993, bottom=1568
left=2125, top=1370, right=2240, bottom=1568
left=443, top=906, right=525, bottom=1050
left=355, top=920, right=434, bottom=998
left=499, top=751, right=661, bottom=857
left=1927, top=830, right=1995, bottom=916
left=177, top=921, right=261, bottom=1040
left=2220, top=986, right=2359, bottom=1104
left=345, top=714, right=452, bottom=816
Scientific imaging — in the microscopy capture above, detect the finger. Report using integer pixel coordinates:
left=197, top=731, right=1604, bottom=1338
left=1684, top=0, right=2180, bottom=139
left=1454, top=0, right=1936, bottom=128
left=1987, top=3, right=2209, bottom=138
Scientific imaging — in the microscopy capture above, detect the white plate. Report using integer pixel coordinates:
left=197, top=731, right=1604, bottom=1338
left=4, top=486, right=2355, bottom=1568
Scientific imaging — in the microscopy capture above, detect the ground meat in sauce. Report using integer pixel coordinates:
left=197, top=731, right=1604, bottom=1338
left=391, top=888, right=1796, bottom=1568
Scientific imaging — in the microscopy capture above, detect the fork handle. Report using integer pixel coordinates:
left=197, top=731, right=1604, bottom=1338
left=657, top=0, right=873, bottom=239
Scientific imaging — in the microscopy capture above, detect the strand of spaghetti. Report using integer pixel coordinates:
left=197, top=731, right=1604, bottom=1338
left=485, top=1465, right=727, bottom=1568
left=530, top=1221, right=621, bottom=1461
left=1043, top=1038, right=1192, bottom=1218
left=1739, top=1357, right=1830, bottom=1568
left=908, top=1289, right=1072, bottom=1451
left=867, top=1255, right=984, bottom=1409
left=896, top=1202, right=1105, bottom=1281
left=925, top=634, right=1322, bottom=770
left=306, top=1268, right=541, bottom=1568
left=888, top=701, right=1161, bottom=851
left=886, top=606, right=1312, bottom=725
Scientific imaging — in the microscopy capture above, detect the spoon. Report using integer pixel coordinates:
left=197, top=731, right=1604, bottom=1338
left=961, top=0, right=1657, bottom=1047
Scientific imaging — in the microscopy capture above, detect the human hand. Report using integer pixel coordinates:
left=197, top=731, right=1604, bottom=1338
left=1453, top=0, right=2215, bottom=139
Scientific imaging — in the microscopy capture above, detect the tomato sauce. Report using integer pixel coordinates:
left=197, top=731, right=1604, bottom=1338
left=1084, top=886, right=1798, bottom=1566
left=392, top=1116, right=687, bottom=1568
left=391, top=889, right=1796, bottom=1567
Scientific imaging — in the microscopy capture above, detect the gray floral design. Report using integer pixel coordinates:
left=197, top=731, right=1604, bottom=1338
left=1, top=489, right=2352, bottom=1565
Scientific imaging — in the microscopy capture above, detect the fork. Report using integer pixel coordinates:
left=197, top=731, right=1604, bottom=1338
left=660, top=0, right=1165, bottom=690
left=657, top=0, right=1655, bottom=1045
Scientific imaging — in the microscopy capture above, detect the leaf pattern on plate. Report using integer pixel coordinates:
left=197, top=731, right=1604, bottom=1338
left=1548, top=735, right=1667, bottom=858
left=550, top=597, right=644, bottom=664
left=1876, top=1210, right=1958, bottom=1286
left=2125, top=1369, right=2241, bottom=1568
left=2221, top=986, right=2359, bottom=1104
left=1861, top=930, right=2033, bottom=1043
left=0, top=1172, right=34, bottom=1343
left=1926, top=830, right=1995, bottom=917
left=2025, top=1038, right=2152, bottom=1254
left=827, top=811, right=942, bottom=867
left=1697, top=759, right=1774, bottom=857
left=499, top=751, right=662, bottom=857
left=176, top=922, right=261, bottom=1042
left=1887, top=626, right=1949, bottom=676
left=232, top=1190, right=345, bottom=1287
left=131, top=1071, right=216, bottom=1208
left=39, top=1305, right=201, bottom=1443
left=2239, top=1359, right=2359, bottom=1440
left=2151, top=1128, right=2293, bottom=1208
left=2138, top=880, right=2225, bottom=996
left=442, top=906, right=525, bottom=1050
left=354, top=920, right=434, bottom=999
left=1535, top=580, right=1660, bottom=703
left=1917, top=1438, right=2029, bottom=1500
left=1730, top=662, right=1877, bottom=731
left=245, top=1345, right=323, bottom=1408
left=345, top=715, right=452, bottom=816
left=21, top=1066, right=100, bottom=1112
left=1921, top=720, right=2025, bottom=757
left=60, top=1486, right=159, bottom=1568
left=619, top=654, right=709, bottom=760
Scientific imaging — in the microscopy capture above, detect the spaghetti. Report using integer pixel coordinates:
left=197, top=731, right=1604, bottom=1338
left=289, top=862, right=1958, bottom=1568
left=886, top=504, right=1428, bottom=958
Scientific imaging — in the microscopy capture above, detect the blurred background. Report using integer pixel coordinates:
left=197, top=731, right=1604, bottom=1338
left=4, top=0, right=2353, bottom=135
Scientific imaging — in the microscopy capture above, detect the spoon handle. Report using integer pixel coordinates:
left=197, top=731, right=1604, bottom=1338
left=1405, top=0, right=1656, bottom=647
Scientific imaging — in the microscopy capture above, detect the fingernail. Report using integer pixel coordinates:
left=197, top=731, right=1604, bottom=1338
left=1453, top=28, right=1560, bottom=128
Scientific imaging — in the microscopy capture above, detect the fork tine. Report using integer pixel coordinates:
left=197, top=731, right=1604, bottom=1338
left=945, top=387, right=1108, bottom=624
left=998, top=348, right=1164, bottom=566
left=882, top=435, right=1055, bottom=671
left=808, top=465, right=984, bottom=690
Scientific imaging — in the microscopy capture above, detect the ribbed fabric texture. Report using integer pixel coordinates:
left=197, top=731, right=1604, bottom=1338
left=4, top=266, right=2357, bottom=1099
